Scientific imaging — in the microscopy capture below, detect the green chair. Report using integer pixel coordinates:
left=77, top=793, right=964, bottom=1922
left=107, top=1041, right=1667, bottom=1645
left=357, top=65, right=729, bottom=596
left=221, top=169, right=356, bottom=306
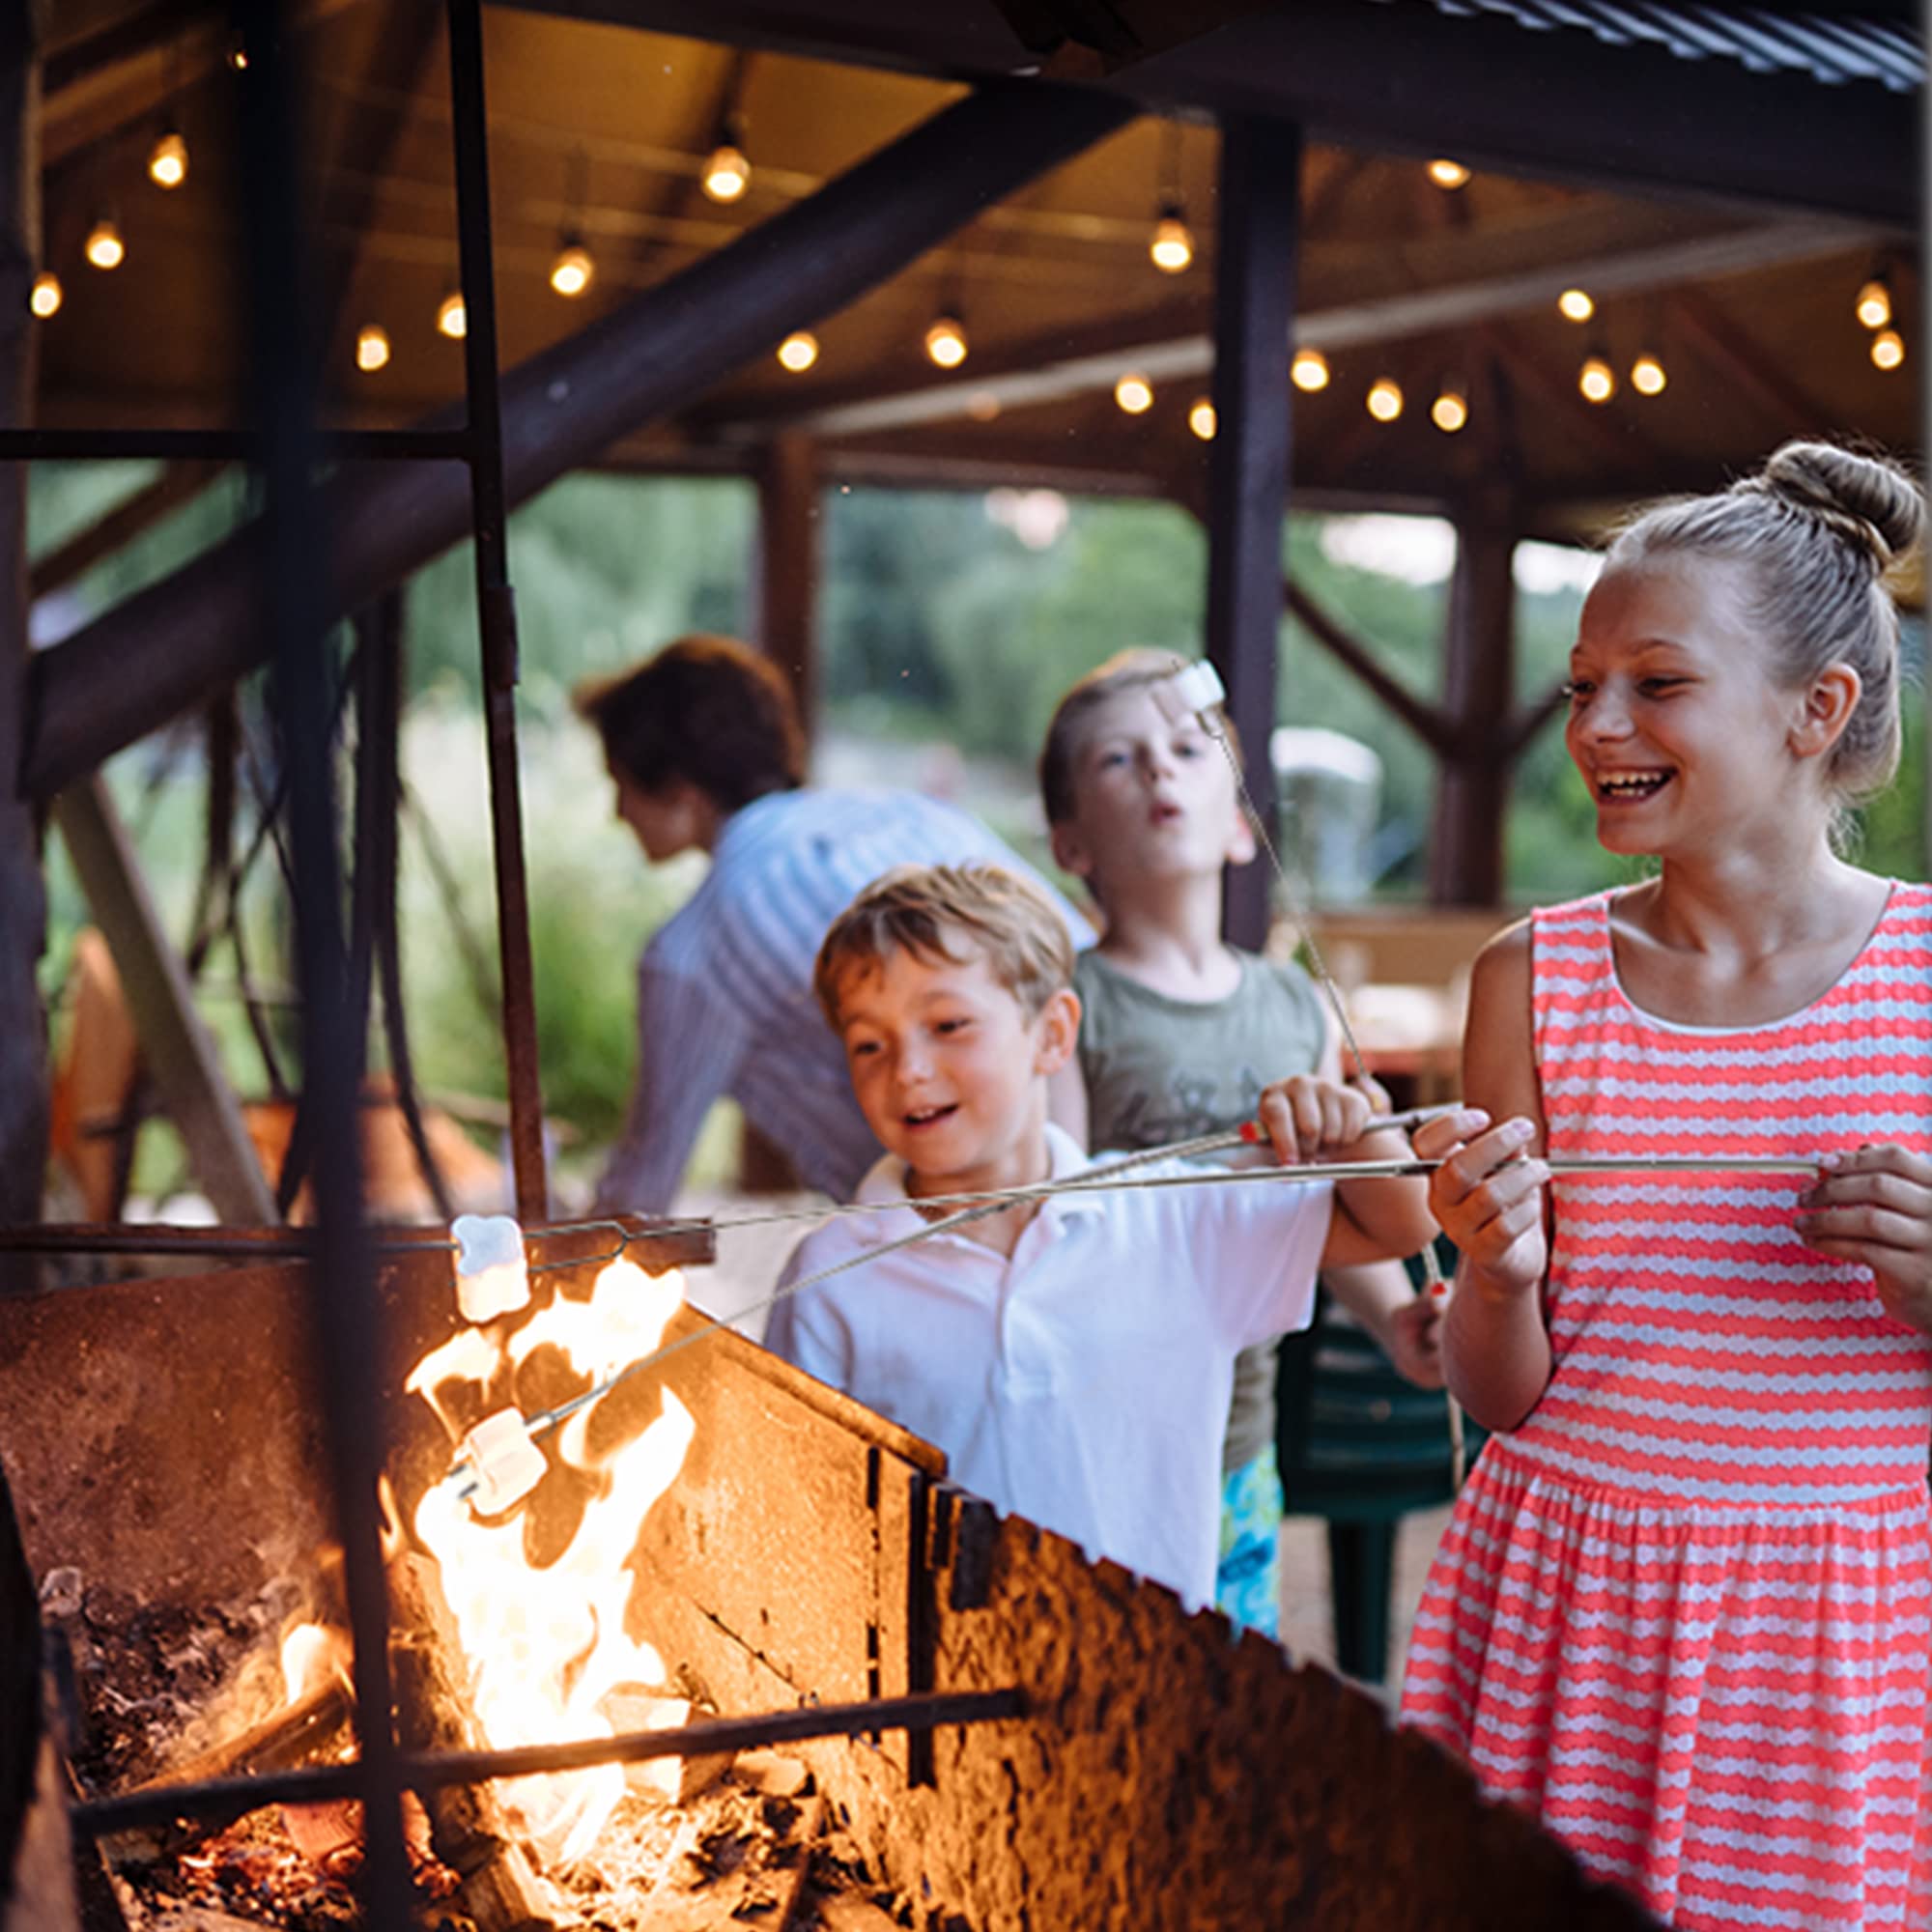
left=1274, top=1263, right=1483, bottom=1685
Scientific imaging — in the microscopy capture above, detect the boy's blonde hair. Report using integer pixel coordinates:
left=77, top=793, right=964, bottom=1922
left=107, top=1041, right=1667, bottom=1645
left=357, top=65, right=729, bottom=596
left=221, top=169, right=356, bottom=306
left=1038, top=647, right=1243, bottom=826
left=814, top=864, right=1075, bottom=1027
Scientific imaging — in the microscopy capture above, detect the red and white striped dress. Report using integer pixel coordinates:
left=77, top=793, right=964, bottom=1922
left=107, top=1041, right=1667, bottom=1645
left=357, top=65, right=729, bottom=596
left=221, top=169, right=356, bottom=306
left=1402, top=884, right=1932, bottom=1931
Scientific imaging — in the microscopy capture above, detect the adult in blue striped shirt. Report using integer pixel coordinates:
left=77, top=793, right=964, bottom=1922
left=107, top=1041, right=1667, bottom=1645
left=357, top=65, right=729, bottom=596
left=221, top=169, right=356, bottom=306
left=579, top=637, right=1092, bottom=1213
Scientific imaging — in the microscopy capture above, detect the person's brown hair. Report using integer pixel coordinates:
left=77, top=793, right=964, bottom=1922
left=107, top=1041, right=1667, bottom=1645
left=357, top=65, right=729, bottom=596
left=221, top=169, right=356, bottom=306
left=1038, top=647, right=1243, bottom=827
left=574, top=635, right=805, bottom=813
left=814, top=864, right=1075, bottom=1028
left=1605, top=440, right=1923, bottom=814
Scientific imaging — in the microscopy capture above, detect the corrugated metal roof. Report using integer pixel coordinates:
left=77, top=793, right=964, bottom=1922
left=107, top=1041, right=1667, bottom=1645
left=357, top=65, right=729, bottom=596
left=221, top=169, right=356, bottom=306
left=1412, top=0, right=1922, bottom=92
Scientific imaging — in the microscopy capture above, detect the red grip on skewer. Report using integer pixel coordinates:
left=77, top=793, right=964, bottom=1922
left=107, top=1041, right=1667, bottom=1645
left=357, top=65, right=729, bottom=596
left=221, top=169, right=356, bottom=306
left=1240, top=1120, right=1263, bottom=1143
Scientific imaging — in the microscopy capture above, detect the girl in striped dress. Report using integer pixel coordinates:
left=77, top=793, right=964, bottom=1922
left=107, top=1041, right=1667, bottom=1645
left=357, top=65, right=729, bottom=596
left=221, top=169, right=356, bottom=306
left=1402, top=440, right=1931, bottom=1931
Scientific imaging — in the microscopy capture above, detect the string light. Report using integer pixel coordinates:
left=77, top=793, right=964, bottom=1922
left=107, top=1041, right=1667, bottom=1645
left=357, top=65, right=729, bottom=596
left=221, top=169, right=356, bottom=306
left=1430, top=383, right=1467, bottom=433
left=702, top=120, right=751, bottom=204
left=148, top=127, right=188, bottom=189
left=1578, top=355, right=1616, bottom=404
left=1856, top=273, right=1892, bottom=331
left=1871, top=328, right=1905, bottom=372
left=1631, top=353, right=1667, bottom=396
left=225, top=34, right=248, bottom=71
left=1114, top=372, right=1153, bottom=414
left=1150, top=205, right=1194, bottom=273
left=1188, top=397, right=1216, bottom=440
left=549, top=237, right=593, bottom=298
left=1427, top=158, right=1470, bottom=189
left=437, top=290, right=467, bottom=339
left=84, top=217, right=124, bottom=270
left=1557, top=287, right=1594, bottom=323
left=1291, top=347, right=1330, bottom=392
left=1366, top=378, right=1403, bottom=422
left=776, top=329, right=819, bottom=372
left=355, top=324, right=390, bottom=372
left=28, top=271, right=60, bottom=319
left=924, top=312, right=968, bottom=369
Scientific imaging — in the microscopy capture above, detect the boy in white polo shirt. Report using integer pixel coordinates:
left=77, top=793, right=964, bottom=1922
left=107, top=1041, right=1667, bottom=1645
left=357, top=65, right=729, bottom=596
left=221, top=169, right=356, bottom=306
left=764, top=863, right=1438, bottom=1612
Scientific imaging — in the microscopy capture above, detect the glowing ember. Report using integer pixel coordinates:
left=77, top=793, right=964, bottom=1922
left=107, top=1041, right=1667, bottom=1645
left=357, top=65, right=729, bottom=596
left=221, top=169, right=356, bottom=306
left=278, top=1620, right=349, bottom=1703
left=409, top=1257, right=694, bottom=1867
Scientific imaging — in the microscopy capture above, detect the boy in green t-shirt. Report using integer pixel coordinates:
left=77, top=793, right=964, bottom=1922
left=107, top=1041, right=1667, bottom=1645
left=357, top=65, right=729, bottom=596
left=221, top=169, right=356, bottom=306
left=1041, top=649, right=1443, bottom=1636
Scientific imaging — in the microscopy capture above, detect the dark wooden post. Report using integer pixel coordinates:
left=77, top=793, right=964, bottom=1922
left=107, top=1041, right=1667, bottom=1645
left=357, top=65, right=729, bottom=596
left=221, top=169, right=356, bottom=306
left=756, top=432, right=821, bottom=737
left=0, top=4, right=40, bottom=1293
left=741, top=433, right=821, bottom=1195
left=1428, top=497, right=1519, bottom=906
left=1204, top=116, right=1300, bottom=952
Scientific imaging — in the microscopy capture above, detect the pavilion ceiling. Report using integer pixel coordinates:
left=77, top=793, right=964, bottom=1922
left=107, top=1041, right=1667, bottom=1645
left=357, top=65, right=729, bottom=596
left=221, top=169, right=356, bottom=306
left=35, top=0, right=1922, bottom=545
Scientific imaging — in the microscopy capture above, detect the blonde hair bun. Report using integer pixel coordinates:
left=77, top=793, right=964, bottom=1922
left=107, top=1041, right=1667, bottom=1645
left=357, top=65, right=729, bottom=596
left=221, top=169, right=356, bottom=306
left=1755, top=440, right=1925, bottom=572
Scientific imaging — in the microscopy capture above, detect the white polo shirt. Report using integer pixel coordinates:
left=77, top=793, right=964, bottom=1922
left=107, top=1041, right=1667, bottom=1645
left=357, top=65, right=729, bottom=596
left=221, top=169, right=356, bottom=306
left=765, top=1125, right=1329, bottom=1610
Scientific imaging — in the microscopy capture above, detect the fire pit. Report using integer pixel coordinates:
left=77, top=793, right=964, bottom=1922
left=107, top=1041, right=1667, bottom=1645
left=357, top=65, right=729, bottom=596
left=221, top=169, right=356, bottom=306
left=0, top=1231, right=1661, bottom=1930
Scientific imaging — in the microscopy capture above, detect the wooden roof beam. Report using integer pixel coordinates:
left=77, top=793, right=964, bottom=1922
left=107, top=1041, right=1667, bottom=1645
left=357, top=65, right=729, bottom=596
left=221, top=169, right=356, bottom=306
left=704, top=213, right=1873, bottom=442
left=1664, top=285, right=1840, bottom=436
left=19, top=81, right=1137, bottom=800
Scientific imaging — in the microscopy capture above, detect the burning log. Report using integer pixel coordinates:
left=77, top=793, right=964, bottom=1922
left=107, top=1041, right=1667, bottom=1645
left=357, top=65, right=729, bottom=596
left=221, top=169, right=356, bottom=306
left=387, top=1550, right=556, bottom=1932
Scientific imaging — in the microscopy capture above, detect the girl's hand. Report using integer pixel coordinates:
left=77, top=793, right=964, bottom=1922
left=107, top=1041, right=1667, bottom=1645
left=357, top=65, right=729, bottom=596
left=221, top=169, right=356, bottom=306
left=1379, top=1292, right=1446, bottom=1389
left=1411, top=1108, right=1548, bottom=1296
left=1255, top=1072, right=1391, bottom=1163
left=1796, top=1145, right=1932, bottom=1336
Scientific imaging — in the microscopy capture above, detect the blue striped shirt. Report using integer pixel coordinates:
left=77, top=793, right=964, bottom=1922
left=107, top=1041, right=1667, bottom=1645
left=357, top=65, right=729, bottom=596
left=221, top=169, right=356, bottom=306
left=594, top=788, right=1092, bottom=1212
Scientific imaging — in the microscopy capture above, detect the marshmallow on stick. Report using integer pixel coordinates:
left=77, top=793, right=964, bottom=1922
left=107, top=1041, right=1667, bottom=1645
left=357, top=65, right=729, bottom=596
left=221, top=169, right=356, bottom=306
left=460, top=1407, right=547, bottom=1515
left=450, top=1213, right=531, bottom=1323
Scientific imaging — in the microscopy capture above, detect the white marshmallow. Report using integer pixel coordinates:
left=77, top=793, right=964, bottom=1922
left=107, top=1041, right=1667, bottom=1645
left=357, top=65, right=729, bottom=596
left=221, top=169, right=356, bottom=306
left=1151, top=659, right=1227, bottom=728
left=460, top=1407, right=548, bottom=1515
left=451, top=1213, right=531, bottom=1323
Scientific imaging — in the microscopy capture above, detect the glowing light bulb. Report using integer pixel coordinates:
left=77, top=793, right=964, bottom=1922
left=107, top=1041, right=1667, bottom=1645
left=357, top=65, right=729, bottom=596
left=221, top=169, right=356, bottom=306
left=1631, top=354, right=1667, bottom=396
left=1578, top=355, right=1615, bottom=404
left=1557, top=287, right=1594, bottom=324
left=549, top=241, right=593, bottom=298
left=776, top=329, right=819, bottom=373
left=355, top=324, right=390, bottom=373
left=1430, top=386, right=1467, bottom=433
left=226, top=35, right=248, bottom=71
left=1114, top=372, right=1153, bottom=414
left=1291, top=347, right=1329, bottom=392
left=148, top=128, right=188, bottom=189
left=84, top=219, right=124, bottom=271
left=924, top=314, right=967, bottom=369
left=1856, top=276, right=1892, bottom=331
left=437, top=291, right=467, bottom=339
left=1427, top=158, right=1470, bottom=189
left=702, top=142, right=750, bottom=204
left=28, top=271, right=60, bottom=319
left=1150, top=210, right=1193, bottom=274
left=1188, top=397, right=1216, bottom=440
left=1871, top=328, right=1905, bottom=372
left=1367, top=378, right=1403, bottom=423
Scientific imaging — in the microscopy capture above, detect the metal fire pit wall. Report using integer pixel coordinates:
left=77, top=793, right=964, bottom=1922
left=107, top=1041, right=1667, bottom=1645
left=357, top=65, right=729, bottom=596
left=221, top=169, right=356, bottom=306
left=0, top=1244, right=1662, bottom=1932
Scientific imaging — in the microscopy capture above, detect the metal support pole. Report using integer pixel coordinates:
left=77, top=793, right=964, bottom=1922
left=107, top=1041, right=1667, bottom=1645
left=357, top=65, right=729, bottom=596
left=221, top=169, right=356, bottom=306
left=229, top=3, right=412, bottom=1921
left=447, top=0, right=548, bottom=1225
left=1205, top=116, right=1301, bottom=953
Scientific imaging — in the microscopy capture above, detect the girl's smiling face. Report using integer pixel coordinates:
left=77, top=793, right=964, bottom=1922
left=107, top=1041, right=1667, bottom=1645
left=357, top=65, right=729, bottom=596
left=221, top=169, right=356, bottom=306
left=1564, top=554, right=1828, bottom=859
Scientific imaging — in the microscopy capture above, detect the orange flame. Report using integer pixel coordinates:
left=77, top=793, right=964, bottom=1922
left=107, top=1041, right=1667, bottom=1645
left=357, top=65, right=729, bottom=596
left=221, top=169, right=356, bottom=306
left=409, top=1257, right=693, bottom=1866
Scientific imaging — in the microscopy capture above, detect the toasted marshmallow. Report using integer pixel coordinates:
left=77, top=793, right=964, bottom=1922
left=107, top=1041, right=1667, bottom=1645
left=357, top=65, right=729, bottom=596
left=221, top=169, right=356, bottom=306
left=1151, top=658, right=1228, bottom=732
left=460, top=1407, right=547, bottom=1515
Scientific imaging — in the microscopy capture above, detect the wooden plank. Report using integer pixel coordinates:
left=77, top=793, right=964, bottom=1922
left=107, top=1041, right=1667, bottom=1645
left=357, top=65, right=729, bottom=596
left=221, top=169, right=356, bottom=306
left=1203, top=115, right=1299, bottom=952
left=23, top=82, right=1137, bottom=799
left=48, top=781, right=277, bottom=1223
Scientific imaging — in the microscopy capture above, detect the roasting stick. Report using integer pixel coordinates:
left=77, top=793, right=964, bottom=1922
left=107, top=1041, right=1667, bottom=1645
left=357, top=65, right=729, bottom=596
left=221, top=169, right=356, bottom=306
left=1158, top=661, right=1479, bottom=1482
left=443, top=1142, right=1821, bottom=1504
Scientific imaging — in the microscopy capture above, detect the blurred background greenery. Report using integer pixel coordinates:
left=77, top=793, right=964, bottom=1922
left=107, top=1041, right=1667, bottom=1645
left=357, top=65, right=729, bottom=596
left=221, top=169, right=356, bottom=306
left=29, top=463, right=1926, bottom=1204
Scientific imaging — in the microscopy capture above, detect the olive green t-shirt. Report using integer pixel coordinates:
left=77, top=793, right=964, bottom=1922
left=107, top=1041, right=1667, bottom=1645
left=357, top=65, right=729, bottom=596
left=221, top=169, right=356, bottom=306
left=1074, top=949, right=1329, bottom=1474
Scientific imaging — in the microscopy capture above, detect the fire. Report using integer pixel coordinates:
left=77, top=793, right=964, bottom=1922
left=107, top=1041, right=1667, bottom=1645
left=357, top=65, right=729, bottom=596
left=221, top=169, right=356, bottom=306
left=408, top=1256, right=695, bottom=1866
left=278, top=1620, right=349, bottom=1702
